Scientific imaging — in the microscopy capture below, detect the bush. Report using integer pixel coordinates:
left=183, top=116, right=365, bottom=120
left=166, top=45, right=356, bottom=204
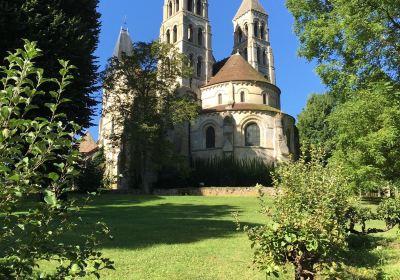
left=240, top=150, right=353, bottom=279
left=0, top=41, right=113, bottom=279
left=156, top=157, right=274, bottom=188
left=75, top=149, right=106, bottom=193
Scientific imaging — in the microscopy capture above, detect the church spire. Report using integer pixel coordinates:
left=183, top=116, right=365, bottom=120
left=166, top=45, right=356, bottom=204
left=234, top=0, right=267, bottom=20
left=112, top=24, right=134, bottom=59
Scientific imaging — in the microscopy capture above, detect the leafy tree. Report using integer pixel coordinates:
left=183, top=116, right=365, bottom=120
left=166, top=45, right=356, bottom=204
left=0, top=41, right=113, bottom=279
left=286, top=0, right=399, bottom=97
left=103, top=42, right=199, bottom=193
left=329, top=83, right=400, bottom=193
left=297, top=93, right=335, bottom=154
left=0, top=0, right=101, bottom=129
left=76, top=150, right=106, bottom=193
left=240, top=150, right=400, bottom=279
left=240, top=151, right=353, bottom=279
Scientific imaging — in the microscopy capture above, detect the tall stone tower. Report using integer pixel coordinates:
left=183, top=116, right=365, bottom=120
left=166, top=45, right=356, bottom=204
left=160, top=0, right=214, bottom=97
left=232, top=0, right=276, bottom=84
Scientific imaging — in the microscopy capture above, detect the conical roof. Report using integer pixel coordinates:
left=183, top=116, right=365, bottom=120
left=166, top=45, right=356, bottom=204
left=113, top=28, right=134, bottom=59
left=79, top=131, right=98, bottom=154
left=234, top=0, right=267, bottom=19
left=206, top=53, right=269, bottom=86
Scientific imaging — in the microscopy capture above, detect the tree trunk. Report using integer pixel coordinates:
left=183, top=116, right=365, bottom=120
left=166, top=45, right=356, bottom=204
left=294, top=262, right=315, bottom=280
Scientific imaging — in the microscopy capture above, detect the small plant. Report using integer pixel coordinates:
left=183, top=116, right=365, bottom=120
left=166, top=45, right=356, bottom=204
left=0, top=41, right=113, bottom=279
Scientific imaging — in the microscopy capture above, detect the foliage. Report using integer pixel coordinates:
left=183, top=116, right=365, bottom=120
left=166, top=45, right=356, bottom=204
left=103, top=41, right=200, bottom=193
left=328, top=82, right=400, bottom=192
left=0, top=0, right=101, bottom=129
left=156, top=156, right=273, bottom=188
left=297, top=93, right=335, bottom=155
left=286, top=0, right=399, bottom=97
left=241, top=151, right=353, bottom=279
left=0, top=41, right=113, bottom=279
left=75, top=150, right=106, bottom=193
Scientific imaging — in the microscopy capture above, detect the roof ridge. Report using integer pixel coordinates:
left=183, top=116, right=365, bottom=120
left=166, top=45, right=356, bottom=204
left=234, top=0, right=267, bottom=20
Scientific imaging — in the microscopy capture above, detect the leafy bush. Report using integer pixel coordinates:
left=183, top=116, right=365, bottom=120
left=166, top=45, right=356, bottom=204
left=156, top=157, right=273, bottom=188
left=240, top=151, right=353, bottom=279
left=75, top=149, right=106, bottom=193
left=0, top=41, right=113, bottom=279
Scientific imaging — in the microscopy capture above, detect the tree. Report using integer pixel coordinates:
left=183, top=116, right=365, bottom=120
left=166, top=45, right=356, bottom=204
left=0, top=41, right=113, bottom=279
left=297, top=93, right=335, bottom=155
left=103, top=42, right=199, bottom=193
left=0, top=0, right=101, bottom=129
left=240, top=150, right=400, bottom=279
left=241, top=151, right=353, bottom=279
left=286, top=0, right=399, bottom=97
left=329, top=83, right=400, bottom=193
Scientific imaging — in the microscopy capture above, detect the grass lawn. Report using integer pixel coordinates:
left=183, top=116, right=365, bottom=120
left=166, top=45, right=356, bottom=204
left=77, top=195, right=399, bottom=280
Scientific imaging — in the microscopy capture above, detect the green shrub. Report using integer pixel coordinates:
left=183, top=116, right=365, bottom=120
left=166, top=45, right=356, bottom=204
left=75, top=149, right=106, bottom=193
left=0, top=41, right=113, bottom=279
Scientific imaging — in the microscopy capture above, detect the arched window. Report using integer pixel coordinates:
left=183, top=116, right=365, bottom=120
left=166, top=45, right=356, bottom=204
left=187, top=0, right=193, bottom=12
left=198, top=28, right=203, bottom=46
left=206, top=126, right=215, bottom=149
left=218, top=93, right=222, bottom=104
left=197, top=56, right=202, bottom=77
left=244, top=23, right=248, bottom=36
left=257, top=47, right=261, bottom=63
left=188, top=53, right=194, bottom=67
left=260, top=22, right=265, bottom=39
left=188, top=24, right=193, bottom=41
left=262, top=50, right=267, bottom=65
left=263, top=93, right=267, bottom=105
left=254, top=21, right=259, bottom=37
left=196, top=0, right=202, bottom=16
left=166, top=30, right=171, bottom=43
left=244, top=48, right=248, bottom=60
left=240, top=91, right=245, bottom=102
left=173, top=25, right=178, bottom=43
left=238, top=27, right=243, bottom=43
left=245, top=123, right=260, bottom=146
left=168, top=1, right=173, bottom=17
left=175, top=0, right=180, bottom=12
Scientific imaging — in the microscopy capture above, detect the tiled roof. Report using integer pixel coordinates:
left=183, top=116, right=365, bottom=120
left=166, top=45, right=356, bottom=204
left=202, top=103, right=281, bottom=114
left=206, top=53, right=269, bottom=86
left=234, top=0, right=267, bottom=19
left=79, top=132, right=98, bottom=154
left=113, top=28, right=134, bottom=59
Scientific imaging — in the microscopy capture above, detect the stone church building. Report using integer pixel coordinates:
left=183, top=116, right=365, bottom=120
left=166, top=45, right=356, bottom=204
left=99, top=0, right=298, bottom=189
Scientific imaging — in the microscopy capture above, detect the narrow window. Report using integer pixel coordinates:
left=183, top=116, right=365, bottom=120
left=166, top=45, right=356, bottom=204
left=218, top=93, right=222, bottom=104
left=257, top=47, right=261, bottom=63
left=196, top=0, right=202, bottom=16
left=173, top=25, right=177, bottom=43
left=254, top=21, right=259, bottom=37
left=244, top=48, right=248, bottom=60
left=238, top=27, right=243, bottom=43
left=168, top=1, right=173, bottom=17
left=262, top=50, right=267, bottom=65
left=260, top=22, right=265, bottom=39
left=188, top=24, right=193, bottom=42
left=245, top=123, right=260, bottom=146
left=198, top=28, right=203, bottom=46
left=206, top=126, right=215, bottom=149
left=263, top=93, right=267, bottom=105
left=286, top=129, right=291, bottom=151
left=244, top=23, right=248, bottom=36
left=175, top=0, right=179, bottom=12
left=240, top=91, right=245, bottom=102
left=166, top=30, right=171, bottom=43
left=187, top=0, right=193, bottom=12
left=197, top=56, right=202, bottom=77
left=189, top=53, right=194, bottom=67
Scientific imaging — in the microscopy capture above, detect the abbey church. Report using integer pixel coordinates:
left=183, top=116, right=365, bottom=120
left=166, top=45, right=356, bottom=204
left=99, top=0, right=298, bottom=189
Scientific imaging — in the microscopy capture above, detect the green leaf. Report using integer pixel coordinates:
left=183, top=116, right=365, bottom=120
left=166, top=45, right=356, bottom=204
left=44, top=190, right=57, bottom=206
left=48, top=172, right=60, bottom=182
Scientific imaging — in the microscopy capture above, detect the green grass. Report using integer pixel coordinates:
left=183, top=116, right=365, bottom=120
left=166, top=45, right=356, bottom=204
left=74, top=195, right=399, bottom=280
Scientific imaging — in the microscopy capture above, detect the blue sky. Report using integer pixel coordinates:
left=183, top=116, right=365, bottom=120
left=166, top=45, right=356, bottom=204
left=90, top=0, right=326, bottom=139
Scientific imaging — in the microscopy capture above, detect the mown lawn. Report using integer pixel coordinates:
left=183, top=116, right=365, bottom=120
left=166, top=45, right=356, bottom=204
left=77, top=195, right=399, bottom=280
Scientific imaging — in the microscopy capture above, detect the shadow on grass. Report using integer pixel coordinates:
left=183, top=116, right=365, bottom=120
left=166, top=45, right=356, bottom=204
left=73, top=196, right=257, bottom=250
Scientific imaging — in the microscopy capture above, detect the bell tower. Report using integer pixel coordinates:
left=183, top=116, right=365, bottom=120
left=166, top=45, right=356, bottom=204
left=232, top=0, right=276, bottom=85
left=160, top=0, right=214, bottom=96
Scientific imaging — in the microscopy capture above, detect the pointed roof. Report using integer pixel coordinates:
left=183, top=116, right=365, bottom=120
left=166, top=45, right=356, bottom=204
left=205, top=53, right=269, bottom=86
left=234, top=0, right=267, bottom=20
left=79, top=132, right=98, bottom=154
left=113, top=28, right=134, bottom=59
